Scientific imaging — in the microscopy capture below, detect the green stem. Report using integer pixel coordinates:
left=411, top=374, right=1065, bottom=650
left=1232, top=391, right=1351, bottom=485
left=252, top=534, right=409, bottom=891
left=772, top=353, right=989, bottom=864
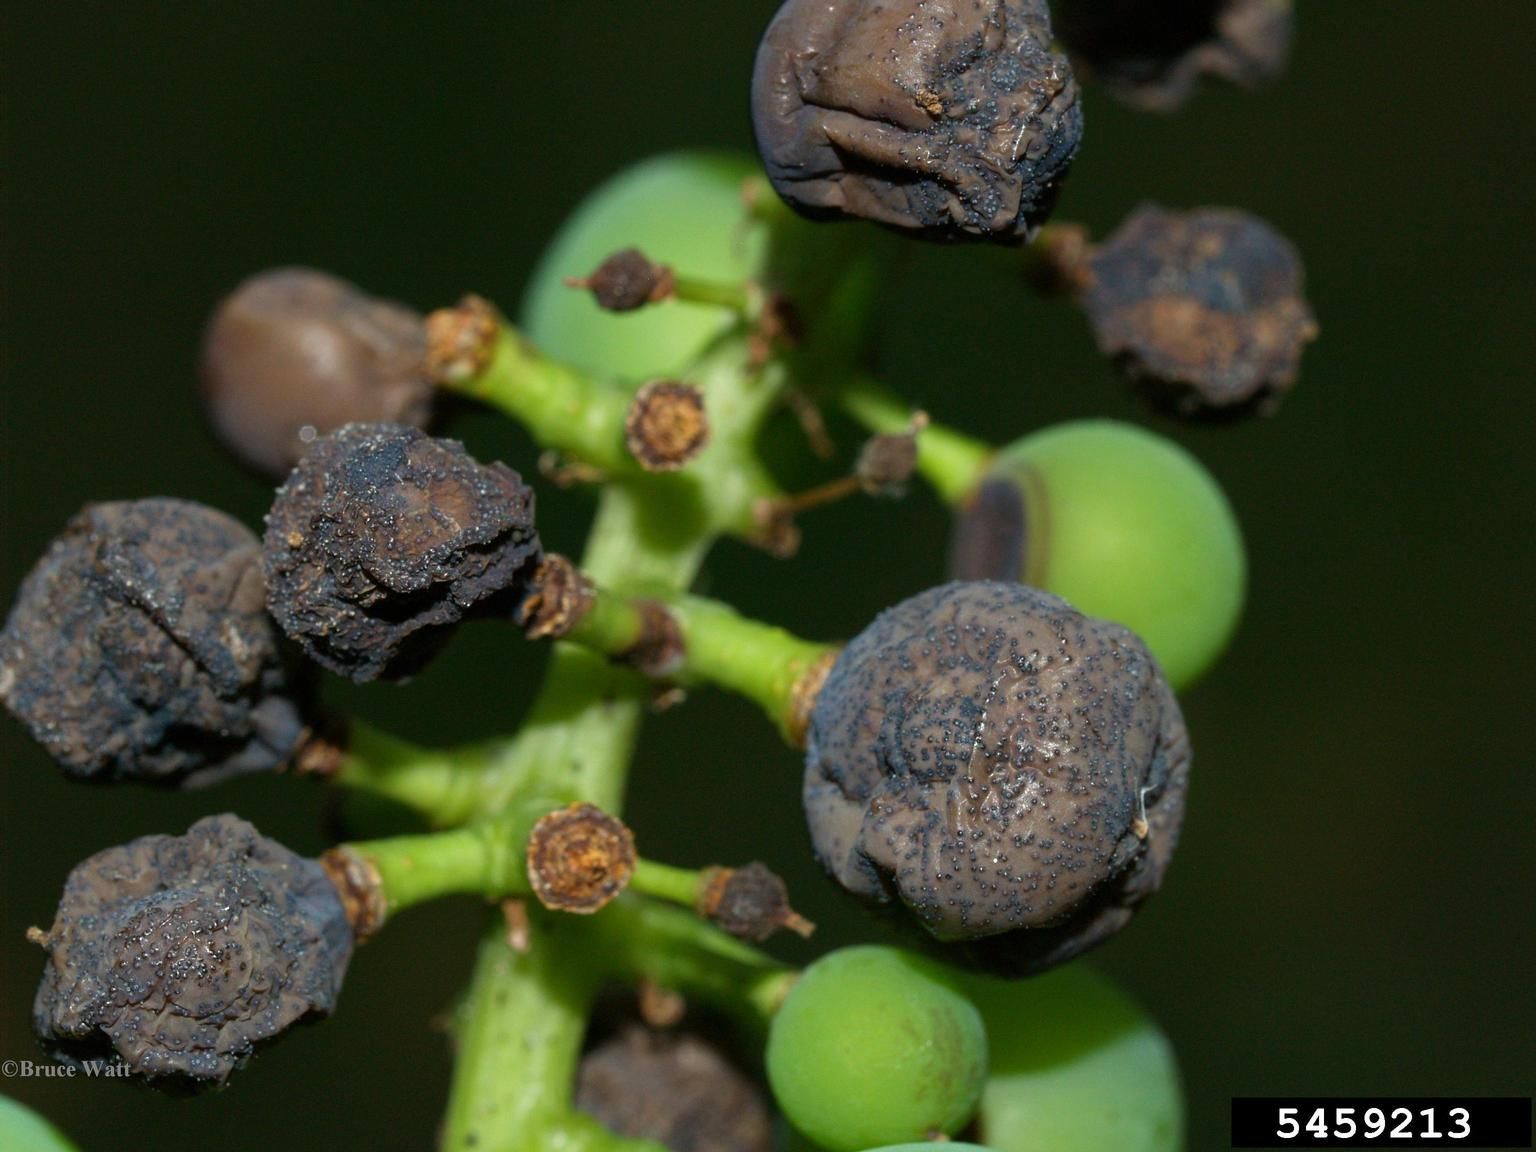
left=667, top=594, right=835, bottom=743
left=671, top=273, right=752, bottom=315
left=442, top=913, right=670, bottom=1152
left=341, top=798, right=558, bottom=918
left=580, top=895, right=794, bottom=1031
left=330, top=721, right=512, bottom=827
left=443, top=326, right=634, bottom=474
left=840, top=376, right=994, bottom=505
left=629, top=858, right=702, bottom=908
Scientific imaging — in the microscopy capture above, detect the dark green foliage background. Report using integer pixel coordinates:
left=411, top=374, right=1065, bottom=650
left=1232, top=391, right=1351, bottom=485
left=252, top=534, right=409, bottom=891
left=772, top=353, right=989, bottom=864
left=2, top=4, right=1533, bottom=1149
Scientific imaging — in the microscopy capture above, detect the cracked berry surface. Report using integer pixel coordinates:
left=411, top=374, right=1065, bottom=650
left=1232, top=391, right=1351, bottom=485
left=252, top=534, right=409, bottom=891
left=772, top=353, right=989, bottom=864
left=753, top=0, right=1083, bottom=242
left=804, top=581, right=1188, bottom=973
left=31, top=814, right=353, bottom=1086
left=0, top=499, right=306, bottom=786
left=263, top=423, right=541, bottom=682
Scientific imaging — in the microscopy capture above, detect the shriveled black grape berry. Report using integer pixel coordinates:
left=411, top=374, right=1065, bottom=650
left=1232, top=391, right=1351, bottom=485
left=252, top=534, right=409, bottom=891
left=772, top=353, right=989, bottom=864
left=0, top=499, right=307, bottom=786
left=1056, top=0, right=1293, bottom=111
left=1082, top=204, right=1317, bottom=419
left=576, top=1024, right=773, bottom=1152
left=804, top=581, right=1189, bottom=975
left=200, top=268, right=434, bottom=478
left=30, top=814, right=353, bottom=1086
left=264, top=423, right=541, bottom=682
left=752, top=0, right=1083, bottom=243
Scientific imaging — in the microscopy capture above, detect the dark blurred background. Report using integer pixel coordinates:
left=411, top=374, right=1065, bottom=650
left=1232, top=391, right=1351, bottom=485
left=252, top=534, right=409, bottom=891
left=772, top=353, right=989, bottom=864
left=3, top=4, right=1533, bottom=1150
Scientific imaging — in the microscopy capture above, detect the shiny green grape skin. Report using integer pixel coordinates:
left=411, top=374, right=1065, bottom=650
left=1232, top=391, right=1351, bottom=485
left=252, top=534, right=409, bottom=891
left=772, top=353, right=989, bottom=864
left=521, top=151, right=764, bottom=380
left=0, top=1096, right=79, bottom=1152
left=949, top=420, right=1244, bottom=690
left=966, top=965, right=1182, bottom=1152
left=767, top=946, right=988, bottom=1152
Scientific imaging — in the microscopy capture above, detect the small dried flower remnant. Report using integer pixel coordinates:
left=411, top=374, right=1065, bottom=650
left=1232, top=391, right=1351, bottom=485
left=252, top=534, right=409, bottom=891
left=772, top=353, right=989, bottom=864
left=1082, top=204, right=1317, bottom=419
left=200, top=268, right=434, bottom=478
left=570, top=248, right=677, bottom=313
left=0, top=499, right=307, bottom=786
left=263, top=423, right=542, bottom=682
left=576, top=1025, right=774, bottom=1152
left=1056, top=0, right=1293, bottom=111
left=752, top=0, right=1083, bottom=242
left=804, top=581, right=1189, bottom=974
left=31, top=814, right=353, bottom=1086
left=697, top=862, right=815, bottom=942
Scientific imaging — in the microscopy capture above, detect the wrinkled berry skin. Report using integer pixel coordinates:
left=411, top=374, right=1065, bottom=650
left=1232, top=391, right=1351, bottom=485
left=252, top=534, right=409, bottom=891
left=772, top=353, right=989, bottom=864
left=1083, top=204, right=1316, bottom=419
left=1057, top=0, right=1293, bottom=112
left=0, top=499, right=307, bottom=786
left=32, top=814, right=352, bottom=1087
left=804, top=581, right=1188, bottom=974
left=264, top=423, right=541, bottom=682
left=200, top=268, right=433, bottom=479
left=752, top=0, right=1083, bottom=243
left=576, top=1025, right=773, bottom=1152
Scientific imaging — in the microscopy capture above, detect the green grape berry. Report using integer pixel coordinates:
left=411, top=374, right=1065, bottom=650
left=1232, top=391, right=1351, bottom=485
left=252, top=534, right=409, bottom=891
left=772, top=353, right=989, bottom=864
left=522, top=151, right=764, bottom=380
left=767, top=946, right=987, bottom=1152
left=967, top=966, right=1183, bottom=1152
left=949, top=420, right=1244, bottom=690
left=0, top=1096, right=80, bottom=1152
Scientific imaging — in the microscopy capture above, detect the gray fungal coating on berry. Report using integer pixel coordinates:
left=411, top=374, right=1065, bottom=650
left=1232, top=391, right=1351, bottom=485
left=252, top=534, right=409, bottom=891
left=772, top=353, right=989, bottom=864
left=752, top=0, right=1083, bottom=243
left=1056, top=0, right=1293, bottom=112
left=1082, top=204, right=1317, bottom=420
left=576, top=1024, right=773, bottom=1152
left=263, top=423, right=541, bottom=682
left=31, top=814, right=353, bottom=1086
left=0, top=499, right=307, bottom=786
left=804, top=581, right=1188, bottom=973
left=200, top=267, right=433, bottom=479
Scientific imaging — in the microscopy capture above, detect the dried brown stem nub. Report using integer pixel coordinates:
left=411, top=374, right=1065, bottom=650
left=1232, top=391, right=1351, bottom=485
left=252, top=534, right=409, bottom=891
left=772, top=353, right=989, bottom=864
left=320, top=845, right=388, bottom=941
left=425, top=294, right=499, bottom=384
left=625, top=381, right=710, bottom=472
left=696, top=863, right=815, bottom=943
left=621, top=600, right=686, bottom=679
left=517, top=554, right=596, bottom=640
left=787, top=648, right=839, bottom=750
left=527, top=803, right=637, bottom=914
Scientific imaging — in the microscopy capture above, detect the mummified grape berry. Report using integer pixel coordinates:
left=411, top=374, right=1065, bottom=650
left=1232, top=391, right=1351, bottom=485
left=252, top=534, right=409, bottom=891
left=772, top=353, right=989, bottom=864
left=1056, top=0, right=1293, bottom=112
left=1081, top=204, right=1317, bottom=419
left=804, top=581, right=1189, bottom=975
left=767, top=946, right=987, bottom=1151
left=263, top=423, right=541, bottom=682
left=200, top=267, right=434, bottom=478
left=968, top=966, right=1182, bottom=1152
left=0, top=499, right=307, bottom=785
left=30, top=814, right=353, bottom=1086
left=752, top=0, right=1083, bottom=242
left=576, top=1024, right=773, bottom=1152
left=949, top=421, right=1245, bottom=690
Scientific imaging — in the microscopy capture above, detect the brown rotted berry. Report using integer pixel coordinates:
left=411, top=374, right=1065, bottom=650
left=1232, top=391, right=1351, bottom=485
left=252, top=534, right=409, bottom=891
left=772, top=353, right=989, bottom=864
left=576, top=1024, right=773, bottom=1152
left=29, top=814, right=353, bottom=1087
left=0, top=499, right=308, bottom=786
left=752, top=0, right=1083, bottom=243
left=1082, top=204, right=1317, bottom=419
left=697, top=863, right=815, bottom=943
left=263, top=423, right=541, bottom=682
left=1057, top=0, right=1293, bottom=112
left=803, top=581, right=1189, bottom=975
left=200, top=268, right=433, bottom=479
